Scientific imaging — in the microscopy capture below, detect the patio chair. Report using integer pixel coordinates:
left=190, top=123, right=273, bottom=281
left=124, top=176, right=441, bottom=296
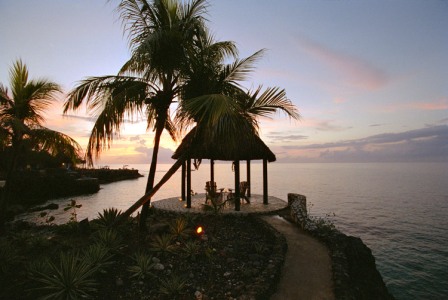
left=227, top=181, right=250, bottom=204
left=205, top=181, right=218, bottom=204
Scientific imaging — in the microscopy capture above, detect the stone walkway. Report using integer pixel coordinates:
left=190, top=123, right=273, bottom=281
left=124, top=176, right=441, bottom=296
left=152, top=193, right=288, bottom=215
left=262, top=215, right=335, bottom=300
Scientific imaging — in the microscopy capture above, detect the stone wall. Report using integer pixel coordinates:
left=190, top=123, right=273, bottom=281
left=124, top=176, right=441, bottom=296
left=287, top=193, right=395, bottom=300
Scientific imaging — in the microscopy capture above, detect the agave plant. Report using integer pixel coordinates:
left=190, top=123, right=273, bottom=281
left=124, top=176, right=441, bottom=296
left=83, top=243, right=114, bottom=272
left=28, top=252, right=98, bottom=300
left=93, top=229, right=123, bottom=251
left=181, top=240, right=200, bottom=260
left=149, top=234, right=177, bottom=257
left=0, top=238, right=21, bottom=275
left=127, top=251, right=155, bottom=281
left=93, top=207, right=123, bottom=229
left=169, top=217, right=192, bottom=241
left=159, top=274, right=187, bottom=298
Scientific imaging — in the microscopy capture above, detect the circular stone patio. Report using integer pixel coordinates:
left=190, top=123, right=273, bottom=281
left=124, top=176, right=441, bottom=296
left=152, top=193, right=288, bottom=215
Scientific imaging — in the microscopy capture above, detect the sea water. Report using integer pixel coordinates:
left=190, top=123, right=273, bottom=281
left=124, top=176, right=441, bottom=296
left=18, top=162, right=448, bottom=299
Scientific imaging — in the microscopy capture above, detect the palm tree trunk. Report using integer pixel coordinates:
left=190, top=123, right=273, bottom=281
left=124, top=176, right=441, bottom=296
left=0, top=142, right=20, bottom=228
left=139, top=116, right=165, bottom=231
left=115, top=157, right=185, bottom=225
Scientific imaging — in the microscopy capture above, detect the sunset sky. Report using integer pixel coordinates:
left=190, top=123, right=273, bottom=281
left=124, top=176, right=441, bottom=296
left=1, top=0, right=447, bottom=164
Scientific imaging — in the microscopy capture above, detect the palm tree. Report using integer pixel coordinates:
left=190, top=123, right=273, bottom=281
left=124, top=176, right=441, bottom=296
left=115, top=33, right=300, bottom=222
left=64, top=0, right=209, bottom=230
left=0, top=59, right=82, bottom=226
left=177, top=28, right=300, bottom=145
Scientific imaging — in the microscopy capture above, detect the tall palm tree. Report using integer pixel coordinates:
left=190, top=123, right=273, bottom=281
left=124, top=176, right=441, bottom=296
left=0, top=59, right=82, bottom=226
left=116, top=33, right=300, bottom=221
left=64, top=0, right=209, bottom=230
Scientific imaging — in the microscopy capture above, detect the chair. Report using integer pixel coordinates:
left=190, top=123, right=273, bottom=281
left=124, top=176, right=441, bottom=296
left=240, top=181, right=250, bottom=203
left=227, top=181, right=250, bottom=204
left=205, top=181, right=219, bottom=204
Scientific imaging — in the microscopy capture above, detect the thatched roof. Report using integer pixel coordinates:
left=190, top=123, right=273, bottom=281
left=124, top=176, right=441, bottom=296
left=172, top=126, right=276, bottom=162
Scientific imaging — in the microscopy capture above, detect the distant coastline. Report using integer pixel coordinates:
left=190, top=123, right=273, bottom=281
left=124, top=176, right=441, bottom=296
left=1, top=167, right=143, bottom=221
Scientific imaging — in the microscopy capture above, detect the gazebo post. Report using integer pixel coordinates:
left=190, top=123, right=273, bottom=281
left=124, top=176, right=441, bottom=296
left=187, top=159, right=192, bottom=208
left=234, top=160, right=241, bottom=211
left=181, top=160, right=186, bottom=201
left=246, top=160, right=251, bottom=197
left=263, top=159, right=268, bottom=204
left=210, top=159, right=215, bottom=184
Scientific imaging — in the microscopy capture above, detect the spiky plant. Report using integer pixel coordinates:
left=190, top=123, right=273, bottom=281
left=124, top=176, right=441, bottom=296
left=93, top=229, right=123, bottom=251
left=149, top=234, right=177, bottom=257
left=169, top=217, right=192, bottom=241
left=127, top=251, right=155, bottom=281
left=83, top=243, right=114, bottom=272
left=28, top=252, right=97, bottom=300
left=159, top=274, right=187, bottom=298
left=94, top=207, right=123, bottom=229
left=181, top=240, right=200, bottom=260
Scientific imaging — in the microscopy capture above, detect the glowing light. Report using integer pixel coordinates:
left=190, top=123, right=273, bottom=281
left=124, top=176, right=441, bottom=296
left=196, top=226, right=204, bottom=235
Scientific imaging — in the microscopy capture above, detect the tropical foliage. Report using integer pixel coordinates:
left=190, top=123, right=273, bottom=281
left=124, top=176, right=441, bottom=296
left=0, top=60, right=82, bottom=225
left=64, top=0, right=212, bottom=229
left=64, top=0, right=300, bottom=227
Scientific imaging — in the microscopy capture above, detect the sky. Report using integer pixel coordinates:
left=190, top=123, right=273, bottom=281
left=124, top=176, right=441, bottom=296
left=1, top=0, right=447, bottom=164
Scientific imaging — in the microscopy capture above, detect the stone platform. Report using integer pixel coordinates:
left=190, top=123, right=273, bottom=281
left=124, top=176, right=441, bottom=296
left=152, top=193, right=288, bottom=215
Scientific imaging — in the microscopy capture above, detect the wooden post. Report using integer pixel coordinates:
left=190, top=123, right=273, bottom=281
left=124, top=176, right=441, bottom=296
left=181, top=161, right=186, bottom=201
left=246, top=160, right=251, bottom=197
left=234, top=160, right=240, bottom=211
left=187, top=159, right=191, bottom=208
left=263, top=159, right=268, bottom=204
left=210, top=159, right=214, bottom=184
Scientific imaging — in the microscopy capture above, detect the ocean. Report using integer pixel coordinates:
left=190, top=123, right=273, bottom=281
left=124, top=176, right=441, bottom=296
left=18, top=162, right=448, bottom=299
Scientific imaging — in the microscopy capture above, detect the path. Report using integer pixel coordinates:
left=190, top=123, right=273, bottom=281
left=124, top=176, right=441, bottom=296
left=261, top=215, right=335, bottom=300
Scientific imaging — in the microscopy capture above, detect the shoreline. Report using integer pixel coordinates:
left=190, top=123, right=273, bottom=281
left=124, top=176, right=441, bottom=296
left=1, top=167, right=144, bottom=221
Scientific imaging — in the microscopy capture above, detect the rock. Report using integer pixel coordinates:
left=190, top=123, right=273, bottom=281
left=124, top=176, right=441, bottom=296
left=153, top=263, right=165, bottom=271
left=149, top=223, right=169, bottom=235
left=194, top=290, right=203, bottom=300
left=28, top=203, right=59, bottom=212
left=116, top=277, right=124, bottom=286
left=78, top=218, right=90, bottom=234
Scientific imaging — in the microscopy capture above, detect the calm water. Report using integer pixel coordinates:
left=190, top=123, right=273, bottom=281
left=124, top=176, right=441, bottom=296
left=18, top=162, right=448, bottom=299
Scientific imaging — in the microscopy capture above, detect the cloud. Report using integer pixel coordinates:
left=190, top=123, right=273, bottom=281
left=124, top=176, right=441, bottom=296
left=62, top=114, right=98, bottom=122
left=295, top=35, right=389, bottom=90
left=267, top=131, right=308, bottom=143
left=314, top=120, right=351, bottom=132
left=280, top=125, right=448, bottom=162
left=134, top=146, right=174, bottom=163
left=377, top=97, right=448, bottom=113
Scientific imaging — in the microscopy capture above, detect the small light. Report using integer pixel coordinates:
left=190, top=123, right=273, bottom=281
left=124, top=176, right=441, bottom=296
left=196, top=226, right=204, bottom=235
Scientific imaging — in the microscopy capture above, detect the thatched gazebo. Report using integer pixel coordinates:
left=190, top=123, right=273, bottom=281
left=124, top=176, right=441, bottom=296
left=172, top=125, right=276, bottom=211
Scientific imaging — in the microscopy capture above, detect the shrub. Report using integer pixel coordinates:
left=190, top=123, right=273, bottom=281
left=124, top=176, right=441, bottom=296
left=149, top=234, right=177, bottom=257
left=93, top=229, right=123, bottom=251
left=159, top=274, right=187, bottom=298
left=93, top=207, right=123, bottom=229
left=169, top=217, right=192, bottom=241
left=28, top=252, right=97, bottom=300
left=127, top=251, right=155, bottom=281
left=83, top=243, right=114, bottom=272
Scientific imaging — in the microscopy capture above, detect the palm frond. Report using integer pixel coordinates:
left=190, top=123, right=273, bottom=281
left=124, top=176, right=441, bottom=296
left=223, top=49, right=266, bottom=85
left=176, top=94, right=239, bottom=129
left=244, top=86, right=300, bottom=120
left=30, top=127, right=83, bottom=163
left=117, top=0, right=152, bottom=51
left=64, top=75, right=155, bottom=114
